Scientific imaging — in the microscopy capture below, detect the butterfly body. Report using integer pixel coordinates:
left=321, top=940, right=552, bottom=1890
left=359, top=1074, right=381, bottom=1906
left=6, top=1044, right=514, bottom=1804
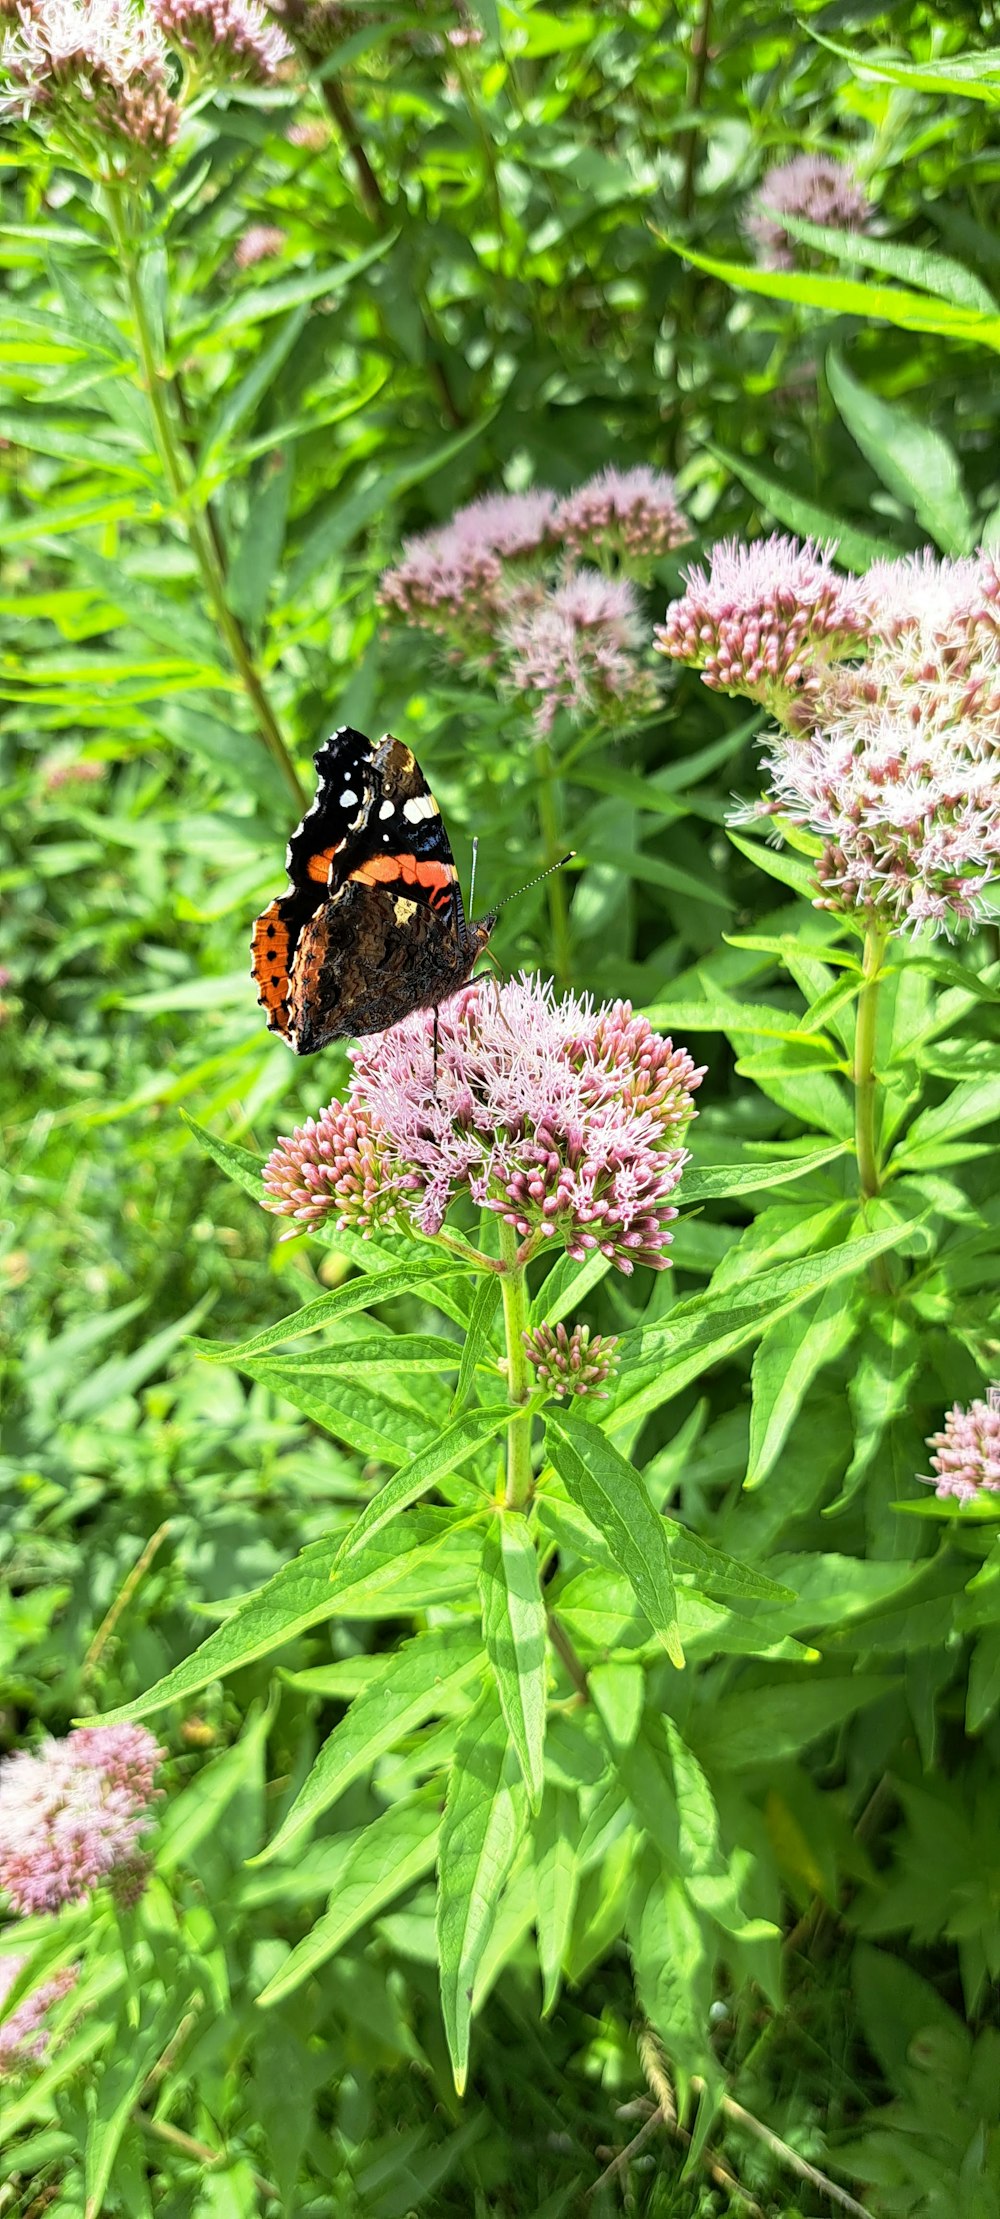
left=251, top=727, right=495, bottom=1052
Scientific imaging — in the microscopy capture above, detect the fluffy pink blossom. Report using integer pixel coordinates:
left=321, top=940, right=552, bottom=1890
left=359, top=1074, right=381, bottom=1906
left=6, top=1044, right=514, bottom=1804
left=760, top=623, right=1000, bottom=932
left=744, top=153, right=872, bottom=272
left=378, top=492, right=555, bottom=660
left=286, top=115, right=326, bottom=147
left=0, top=1724, right=164, bottom=1915
left=0, top=1956, right=77, bottom=2075
left=234, top=223, right=286, bottom=269
left=263, top=974, right=704, bottom=1274
left=864, top=548, right=1000, bottom=645
left=151, top=0, right=291, bottom=79
left=1, top=0, right=179, bottom=157
left=655, top=534, right=870, bottom=710
left=41, top=752, right=105, bottom=792
left=522, top=1319, right=620, bottom=1399
left=554, top=466, right=690, bottom=575
left=501, top=571, right=660, bottom=736
left=922, top=1388, right=1000, bottom=1503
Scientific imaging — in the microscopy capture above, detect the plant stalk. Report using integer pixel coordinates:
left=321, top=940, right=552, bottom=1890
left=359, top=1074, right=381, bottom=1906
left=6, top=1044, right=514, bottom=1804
left=103, top=189, right=305, bottom=810
left=854, top=922, right=888, bottom=1202
left=498, top=1217, right=535, bottom=1510
left=532, top=735, right=572, bottom=987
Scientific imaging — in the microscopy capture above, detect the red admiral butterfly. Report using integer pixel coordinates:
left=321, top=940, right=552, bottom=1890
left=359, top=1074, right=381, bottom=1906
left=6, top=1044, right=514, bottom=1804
left=251, top=727, right=497, bottom=1052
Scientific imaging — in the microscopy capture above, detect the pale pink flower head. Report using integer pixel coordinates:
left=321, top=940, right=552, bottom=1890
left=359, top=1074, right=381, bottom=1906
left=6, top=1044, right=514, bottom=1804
left=744, top=153, right=872, bottom=272
left=378, top=490, right=556, bottom=663
left=1, top=0, right=180, bottom=162
left=554, top=466, right=691, bottom=577
left=864, top=548, right=1000, bottom=647
left=522, top=1319, right=621, bottom=1399
left=922, top=1388, right=1000, bottom=1504
left=759, top=622, right=1000, bottom=933
left=263, top=973, right=704, bottom=1275
left=234, top=222, right=286, bottom=269
left=0, top=1956, right=77, bottom=2076
left=501, top=571, right=660, bottom=736
left=41, top=751, right=105, bottom=793
left=0, top=1723, right=164, bottom=1915
left=151, top=0, right=291, bottom=80
left=655, top=534, right=870, bottom=713
left=449, top=488, right=557, bottom=562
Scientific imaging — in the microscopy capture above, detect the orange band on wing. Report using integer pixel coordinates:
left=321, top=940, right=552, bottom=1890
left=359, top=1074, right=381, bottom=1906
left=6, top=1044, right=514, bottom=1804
left=251, top=900, right=293, bottom=1032
left=350, top=853, right=454, bottom=910
left=306, top=844, right=342, bottom=885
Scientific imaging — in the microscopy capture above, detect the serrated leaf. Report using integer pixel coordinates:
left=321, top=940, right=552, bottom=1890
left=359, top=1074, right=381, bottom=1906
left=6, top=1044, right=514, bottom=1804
left=256, top=1794, right=441, bottom=2007
left=694, top=1676, right=894, bottom=1770
left=195, top=1262, right=469, bottom=1362
left=710, top=443, right=895, bottom=570
left=547, top=1415, right=683, bottom=1666
left=257, top=1627, right=482, bottom=1863
left=450, top=1273, right=502, bottom=1415
left=681, top=1141, right=848, bottom=1202
left=436, top=1682, right=529, bottom=2093
left=534, top=1786, right=580, bottom=2016
left=479, top=1513, right=547, bottom=1810
left=334, top=1404, right=514, bottom=1562
left=746, top=1283, right=859, bottom=1488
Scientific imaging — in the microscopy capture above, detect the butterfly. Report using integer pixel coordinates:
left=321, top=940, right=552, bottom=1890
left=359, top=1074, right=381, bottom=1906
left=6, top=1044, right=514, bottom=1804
left=250, top=727, right=497, bottom=1053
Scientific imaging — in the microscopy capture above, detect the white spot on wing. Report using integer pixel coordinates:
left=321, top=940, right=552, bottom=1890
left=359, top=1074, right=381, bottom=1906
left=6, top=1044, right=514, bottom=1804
left=340, top=788, right=358, bottom=808
left=379, top=799, right=395, bottom=820
left=403, top=794, right=438, bottom=824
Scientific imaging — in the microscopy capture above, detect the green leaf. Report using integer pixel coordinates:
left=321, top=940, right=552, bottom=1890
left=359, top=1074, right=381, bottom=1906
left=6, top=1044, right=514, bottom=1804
left=255, top=1794, right=441, bottom=2007
left=288, top=414, right=495, bottom=595
left=534, top=1787, right=581, bottom=2016
left=450, top=1273, right=502, bottom=1414
left=818, top=37, right=1000, bottom=107
left=967, top=1626, right=1000, bottom=1733
left=436, top=1682, right=530, bottom=2094
left=257, top=1627, right=482, bottom=1863
left=745, top=1283, right=859, bottom=1488
left=681, top=1141, right=848, bottom=1202
left=246, top=1332, right=462, bottom=1375
left=826, top=350, right=975, bottom=554
left=709, top=444, right=895, bottom=571
left=84, top=2032, right=164, bottom=2219
left=181, top=1110, right=267, bottom=1200
left=776, top=216, right=998, bottom=313
left=546, top=1415, right=683, bottom=1666
left=894, top=1075, right=1000, bottom=1164
left=227, top=452, right=292, bottom=631
left=479, top=1513, right=548, bottom=1811
left=179, top=236, right=396, bottom=346
left=609, top=1227, right=908, bottom=1435
left=236, top=1358, right=433, bottom=1465
left=198, top=307, right=307, bottom=463
left=96, top=1512, right=470, bottom=1722
left=659, top=233, right=1000, bottom=348
left=724, top=829, right=823, bottom=901
left=694, top=1676, right=894, bottom=1770
left=334, top=1404, right=514, bottom=1562
left=195, top=1262, right=468, bottom=1362
left=156, top=1700, right=273, bottom=1876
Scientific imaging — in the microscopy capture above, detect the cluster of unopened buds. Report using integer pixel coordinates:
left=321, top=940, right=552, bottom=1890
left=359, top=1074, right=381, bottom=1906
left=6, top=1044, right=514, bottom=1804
left=379, top=469, right=690, bottom=736
left=522, top=1320, right=620, bottom=1400
left=656, top=537, right=1000, bottom=937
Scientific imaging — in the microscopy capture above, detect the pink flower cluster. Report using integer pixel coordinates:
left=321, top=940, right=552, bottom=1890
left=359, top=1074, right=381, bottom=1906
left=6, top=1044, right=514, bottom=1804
left=555, top=465, right=690, bottom=575
left=500, top=572, right=660, bottom=737
left=522, top=1319, right=620, bottom=1399
left=151, top=0, right=291, bottom=81
left=1, top=0, right=180, bottom=158
left=654, top=534, right=870, bottom=710
left=744, top=153, right=873, bottom=272
left=0, top=1955, right=77, bottom=2076
left=234, top=223, right=286, bottom=269
left=657, top=538, right=1000, bottom=934
left=379, top=468, right=689, bottom=732
left=0, top=1724, right=163, bottom=1915
left=923, top=1388, right=1000, bottom=1504
left=263, top=973, right=703, bottom=1274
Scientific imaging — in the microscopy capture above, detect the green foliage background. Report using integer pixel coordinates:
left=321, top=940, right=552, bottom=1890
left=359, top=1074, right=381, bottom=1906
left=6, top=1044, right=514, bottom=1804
left=3, top=1, right=1000, bottom=2212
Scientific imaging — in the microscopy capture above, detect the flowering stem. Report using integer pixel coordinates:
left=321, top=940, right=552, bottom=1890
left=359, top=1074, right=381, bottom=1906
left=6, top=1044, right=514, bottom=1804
left=498, top=1218, right=535, bottom=1511
left=533, top=737, right=572, bottom=987
left=854, top=922, right=889, bottom=1203
left=101, top=187, right=305, bottom=811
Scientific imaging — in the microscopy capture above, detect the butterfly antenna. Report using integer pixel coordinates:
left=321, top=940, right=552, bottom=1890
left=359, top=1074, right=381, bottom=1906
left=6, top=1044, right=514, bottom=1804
left=493, top=852, right=576, bottom=913
left=468, top=834, right=479, bottom=918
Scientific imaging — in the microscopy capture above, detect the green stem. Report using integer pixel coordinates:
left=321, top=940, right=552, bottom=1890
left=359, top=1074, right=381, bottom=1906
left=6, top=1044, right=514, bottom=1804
left=532, top=735, right=572, bottom=987
left=102, top=189, right=305, bottom=811
left=498, top=1217, right=535, bottom=1511
left=854, top=922, right=888, bottom=1203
